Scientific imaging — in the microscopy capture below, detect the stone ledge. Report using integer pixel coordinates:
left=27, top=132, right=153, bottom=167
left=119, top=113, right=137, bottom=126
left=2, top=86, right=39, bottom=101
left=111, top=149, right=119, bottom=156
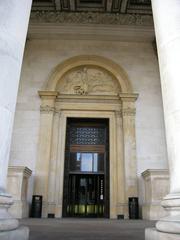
left=0, top=226, right=29, bottom=240
left=145, top=228, right=180, bottom=240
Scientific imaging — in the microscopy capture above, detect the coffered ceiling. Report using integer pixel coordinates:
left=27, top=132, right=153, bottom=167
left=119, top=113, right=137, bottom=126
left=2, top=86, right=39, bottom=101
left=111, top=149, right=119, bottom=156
left=32, top=0, right=152, bottom=15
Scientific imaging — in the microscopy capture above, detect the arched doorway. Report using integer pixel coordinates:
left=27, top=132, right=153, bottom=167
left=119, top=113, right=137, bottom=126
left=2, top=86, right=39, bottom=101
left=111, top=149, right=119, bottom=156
left=35, top=55, right=138, bottom=219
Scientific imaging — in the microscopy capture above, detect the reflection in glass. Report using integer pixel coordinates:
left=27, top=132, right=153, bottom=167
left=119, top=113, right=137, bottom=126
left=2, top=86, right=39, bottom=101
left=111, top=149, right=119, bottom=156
left=81, top=153, right=93, bottom=171
left=70, top=152, right=104, bottom=172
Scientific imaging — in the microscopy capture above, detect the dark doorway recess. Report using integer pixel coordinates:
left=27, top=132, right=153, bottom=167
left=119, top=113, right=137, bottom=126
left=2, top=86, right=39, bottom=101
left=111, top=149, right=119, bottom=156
left=63, top=118, right=109, bottom=218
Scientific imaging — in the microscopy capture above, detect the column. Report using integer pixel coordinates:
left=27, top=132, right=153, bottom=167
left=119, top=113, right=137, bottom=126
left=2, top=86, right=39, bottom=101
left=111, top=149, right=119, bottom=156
left=0, top=0, right=32, bottom=235
left=151, top=0, right=180, bottom=234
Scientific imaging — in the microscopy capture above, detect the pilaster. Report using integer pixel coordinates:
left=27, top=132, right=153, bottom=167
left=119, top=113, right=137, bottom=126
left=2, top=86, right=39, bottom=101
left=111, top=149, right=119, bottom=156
left=115, top=110, right=126, bottom=218
left=120, top=93, right=138, bottom=202
left=34, top=91, right=58, bottom=217
left=47, top=109, right=61, bottom=216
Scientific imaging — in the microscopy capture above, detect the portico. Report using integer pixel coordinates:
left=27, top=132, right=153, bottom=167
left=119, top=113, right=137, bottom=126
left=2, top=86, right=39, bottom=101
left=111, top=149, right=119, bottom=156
left=0, top=0, right=180, bottom=239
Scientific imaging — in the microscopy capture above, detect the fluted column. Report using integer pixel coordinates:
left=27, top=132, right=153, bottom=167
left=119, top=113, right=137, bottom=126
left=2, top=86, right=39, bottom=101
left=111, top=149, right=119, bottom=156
left=152, top=0, right=180, bottom=234
left=0, top=0, right=32, bottom=234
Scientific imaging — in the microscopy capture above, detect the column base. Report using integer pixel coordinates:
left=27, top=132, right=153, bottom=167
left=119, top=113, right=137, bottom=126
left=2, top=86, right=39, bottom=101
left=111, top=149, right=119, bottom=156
left=0, top=193, right=19, bottom=231
left=0, top=226, right=29, bottom=240
left=145, top=228, right=180, bottom=240
left=156, top=215, right=180, bottom=234
left=155, top=194, right=180, bottom=234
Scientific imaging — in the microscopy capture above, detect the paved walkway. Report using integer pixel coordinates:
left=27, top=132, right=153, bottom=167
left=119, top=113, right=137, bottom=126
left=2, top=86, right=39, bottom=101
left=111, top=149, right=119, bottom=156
left=20, top=219, right=155, bottom=240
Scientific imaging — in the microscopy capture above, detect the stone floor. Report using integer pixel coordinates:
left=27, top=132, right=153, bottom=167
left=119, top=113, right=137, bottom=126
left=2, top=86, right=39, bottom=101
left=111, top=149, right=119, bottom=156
left=20, top=219, right=155, bottom=240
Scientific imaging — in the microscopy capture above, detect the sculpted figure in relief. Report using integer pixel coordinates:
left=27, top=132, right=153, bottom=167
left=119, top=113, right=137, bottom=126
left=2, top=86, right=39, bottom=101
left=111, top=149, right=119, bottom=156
left=61, top=67, right=88, bottom=95
left=58, top=66, right=120, bottom=95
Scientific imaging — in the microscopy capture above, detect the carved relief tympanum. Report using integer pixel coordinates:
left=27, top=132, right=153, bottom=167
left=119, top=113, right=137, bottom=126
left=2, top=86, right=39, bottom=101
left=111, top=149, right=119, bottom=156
left=56, top=66, right=121, bottom=96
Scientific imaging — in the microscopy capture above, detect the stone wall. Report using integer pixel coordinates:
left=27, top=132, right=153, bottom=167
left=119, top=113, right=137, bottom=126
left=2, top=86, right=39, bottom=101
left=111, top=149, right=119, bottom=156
left=9, top=38, right=168, bottom=213
left=7, top=166, right=32, bottom=218
left=142, top=169, right=169, bottom=220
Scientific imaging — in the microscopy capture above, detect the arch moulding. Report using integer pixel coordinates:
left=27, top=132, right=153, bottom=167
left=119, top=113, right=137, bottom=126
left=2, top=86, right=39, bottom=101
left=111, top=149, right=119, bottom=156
left=35, top=55, right=138, bottom=219
left=44, top=55, right=133, bottom=93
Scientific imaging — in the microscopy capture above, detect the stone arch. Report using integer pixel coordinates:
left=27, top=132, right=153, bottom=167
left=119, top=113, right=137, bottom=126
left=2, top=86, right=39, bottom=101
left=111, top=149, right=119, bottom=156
left=45, top=55, right=133, bottom=93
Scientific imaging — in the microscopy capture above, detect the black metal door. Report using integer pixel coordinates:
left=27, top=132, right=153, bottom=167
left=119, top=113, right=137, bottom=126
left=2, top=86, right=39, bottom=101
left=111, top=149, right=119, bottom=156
left=67, top=174, right=104, bottom=217
left=63, top=118, right=109, bottom=218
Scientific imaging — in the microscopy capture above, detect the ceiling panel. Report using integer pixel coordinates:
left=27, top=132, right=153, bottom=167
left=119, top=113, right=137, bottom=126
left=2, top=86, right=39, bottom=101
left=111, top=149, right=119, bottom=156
left=32, top=0, right=152, bottom=14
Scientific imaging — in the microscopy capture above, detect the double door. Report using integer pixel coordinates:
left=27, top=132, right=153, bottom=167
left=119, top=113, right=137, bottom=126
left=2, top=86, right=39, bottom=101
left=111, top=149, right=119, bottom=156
left=68, top=174, right=104, bottom=217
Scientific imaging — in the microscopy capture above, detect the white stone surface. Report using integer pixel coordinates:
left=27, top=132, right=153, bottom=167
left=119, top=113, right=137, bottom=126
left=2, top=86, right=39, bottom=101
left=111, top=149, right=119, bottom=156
left=9, top=37, right=168, bottom=206
left=142, top=169, right=169, bottom=220
left=151, top=0, right=180, bottom=234
left=0, top=226, right=29, bottom=240
left=0, top=0, right=32, bottom=193
left=152, top=0, right=180, bottom=198
left=146, top=228, right=180, bottom=240
left=0, top=0, right=32, bottom=234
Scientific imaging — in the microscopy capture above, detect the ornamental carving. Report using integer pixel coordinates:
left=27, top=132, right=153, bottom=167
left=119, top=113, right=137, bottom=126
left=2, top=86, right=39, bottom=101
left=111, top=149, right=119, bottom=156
left=40, top=105, right=55, bottom=113
left=122, top=108, right=136, bottom=116
left=56, top=66, right=121, bottom=96
left=30, top=11, right=153, bottom=26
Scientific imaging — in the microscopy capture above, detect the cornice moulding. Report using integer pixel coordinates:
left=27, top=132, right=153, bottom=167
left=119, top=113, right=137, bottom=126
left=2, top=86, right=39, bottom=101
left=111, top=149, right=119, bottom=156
left=142, top=169, right=169, bottom=178
left=38, top=91, right=59, bottom=99
left=28, top=22, right=155, bottom=42
left=119, top=93, right=139, bottom=101
left=8, top=166, right=32, bottom=177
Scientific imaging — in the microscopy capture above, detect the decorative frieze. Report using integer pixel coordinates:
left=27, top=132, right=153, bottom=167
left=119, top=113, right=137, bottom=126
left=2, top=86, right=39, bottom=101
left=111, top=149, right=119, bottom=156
left=30, top=11, right=153, bottom=26
left=40, top=105, right=55, bottom=113
left=40, top=105, right=62, bottom=117
left=122, top=108, right=136, bottom=116
left=115, top=108, right=136, bottom=118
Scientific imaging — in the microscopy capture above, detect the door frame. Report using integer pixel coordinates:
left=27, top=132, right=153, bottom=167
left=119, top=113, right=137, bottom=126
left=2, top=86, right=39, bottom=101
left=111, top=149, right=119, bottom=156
left=56, top=110, right=117, bottom=219
left=36, top=92, right=138, bottom=219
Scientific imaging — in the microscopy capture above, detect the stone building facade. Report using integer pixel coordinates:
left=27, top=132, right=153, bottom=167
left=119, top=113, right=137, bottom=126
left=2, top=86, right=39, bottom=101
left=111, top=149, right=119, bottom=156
left=0, top=1, right=180, bottom=240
